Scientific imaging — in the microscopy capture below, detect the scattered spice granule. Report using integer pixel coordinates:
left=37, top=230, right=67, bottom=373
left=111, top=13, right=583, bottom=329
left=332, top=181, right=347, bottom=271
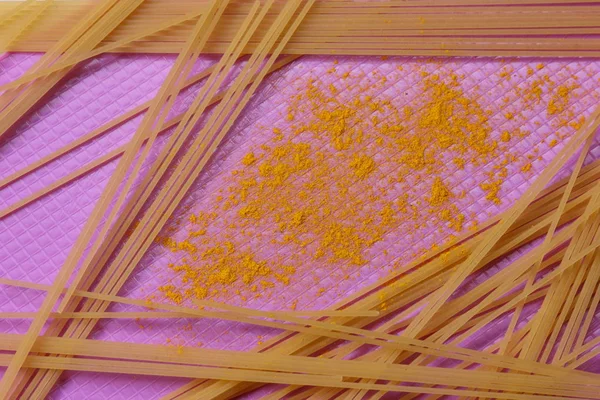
left=152, top=60, right=585, bottom=308
left=440, top=209, right=465, bottom=232
left=547, top=84, right=577, bottom=116
left=498, top=67, right=513, bottom=79
left=480, top=177, right=503, bottom=204
left=315, top=223, right=366, bottom=265
left=241, top=152, right=257, bottom=166
left=238, top=205, right=261, bottom=219
left=569, top=117, right=584, bottom=130
left=526, top=67, right=535, bottom=77
left=158, top=285, right=183, bottom=304
left=453, top=213, right=465, bottom=232
left=349, top=154, right=376, bottom=179
left=521, top=163, right=532, bottom=172
left=428, top=178, right=452, bottom=207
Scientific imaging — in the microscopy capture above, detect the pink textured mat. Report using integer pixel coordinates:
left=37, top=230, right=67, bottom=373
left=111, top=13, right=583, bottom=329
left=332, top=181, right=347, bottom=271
left=1, top=52, right=600, bottom=399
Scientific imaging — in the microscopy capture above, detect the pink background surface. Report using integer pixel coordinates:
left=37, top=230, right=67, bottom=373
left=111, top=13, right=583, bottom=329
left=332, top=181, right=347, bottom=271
left=1, top=52, right=600, bottom=398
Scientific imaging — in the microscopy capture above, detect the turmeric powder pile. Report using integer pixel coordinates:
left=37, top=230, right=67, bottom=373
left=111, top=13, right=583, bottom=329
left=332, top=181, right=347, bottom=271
left=152, top=58, right=589, bottom=308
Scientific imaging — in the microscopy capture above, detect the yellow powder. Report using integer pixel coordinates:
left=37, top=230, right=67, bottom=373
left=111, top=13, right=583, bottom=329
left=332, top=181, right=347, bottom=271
left=314, top=106, right=358, bottom=150
left=428, top=178, right=452, bottom=207
left=405, top=73, right=498, bottom=168
left=439, top=208, right=451, bottom=220
left=480, top=177, right=502, bottom=204
left=498, top=67, right=512, bottom=79
left=238, top=205, right=261, bottom=219
left=379, top=204, right=395, bottom=226
left=569, top=117, right=584, bottom=130
left=350, top=154, right=376, bottom=179
left=155, top=60, right=578, bottom=306
left=547, top=99, right=559, bottom=115
left=158, top=285, right=183, bottom=304
left=547, top=84, right=577, bottom=116
left=453, top=213, right=465, bottom=232
left=242, top=152, right=257, bottom=166
left=159, top=239, right=279, bottom=303
left=453, top=158, right=465, bottom=169
left=290, top=210, right=307, bottom=227
left=526, top=67, right=534, bottom=77
left=315, top=223, right=366, bottom=265
left=522, top=78, right=545, bottom=105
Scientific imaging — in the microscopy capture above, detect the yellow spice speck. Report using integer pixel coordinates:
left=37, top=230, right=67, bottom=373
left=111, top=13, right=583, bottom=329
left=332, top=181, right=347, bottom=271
left=349, top=154, right=376, bottom=179
left=242, top=152, right=257, bottom=166
left=428, top=178, right=452, bottom=207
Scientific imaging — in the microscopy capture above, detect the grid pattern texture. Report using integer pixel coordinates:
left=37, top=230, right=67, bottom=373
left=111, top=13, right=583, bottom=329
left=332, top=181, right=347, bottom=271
left=0, top=52, right=599, bottom=399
